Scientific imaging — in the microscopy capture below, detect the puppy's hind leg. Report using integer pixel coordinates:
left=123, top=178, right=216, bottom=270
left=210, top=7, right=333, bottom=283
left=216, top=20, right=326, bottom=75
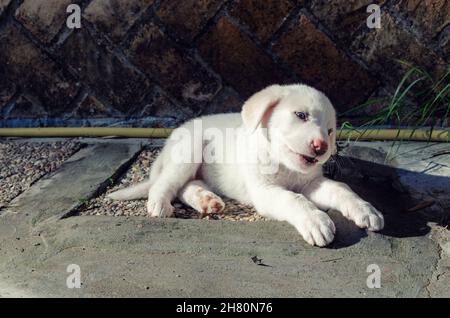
left=147, top=122, right=207, bottom=218
left=147, top=161, right=201, bottom=218
left=178, top=180, right=225, bottom=216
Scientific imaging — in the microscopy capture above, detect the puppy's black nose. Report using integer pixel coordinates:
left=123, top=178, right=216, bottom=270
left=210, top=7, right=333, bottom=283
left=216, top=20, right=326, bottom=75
left=311, top=139, right=328, bottom=156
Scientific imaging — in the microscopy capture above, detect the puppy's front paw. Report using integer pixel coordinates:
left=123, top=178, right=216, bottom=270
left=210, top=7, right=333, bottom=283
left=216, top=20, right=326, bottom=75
left=344, top=201, right=384, bottom=231
left=147, top=199, right=174, bottom=218
left=295, top=211, right=336, bottom=247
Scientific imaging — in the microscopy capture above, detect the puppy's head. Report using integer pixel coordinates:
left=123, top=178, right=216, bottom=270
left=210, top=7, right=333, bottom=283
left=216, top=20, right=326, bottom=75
left=242, top=84, right=337, bottom=174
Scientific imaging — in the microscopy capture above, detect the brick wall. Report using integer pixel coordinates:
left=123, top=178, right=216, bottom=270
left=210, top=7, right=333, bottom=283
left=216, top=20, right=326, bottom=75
left=0, top=0, right=448, bottom=128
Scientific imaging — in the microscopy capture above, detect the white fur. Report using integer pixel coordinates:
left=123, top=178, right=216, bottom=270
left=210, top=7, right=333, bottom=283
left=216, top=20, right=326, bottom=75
left=108, top=84, right=384, bottom=247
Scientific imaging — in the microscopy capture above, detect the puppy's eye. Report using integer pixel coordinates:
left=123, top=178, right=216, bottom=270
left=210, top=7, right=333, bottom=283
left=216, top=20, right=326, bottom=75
left=328, top=128, right=334, bottom=135
left=294, top=112, right=307, bottom=121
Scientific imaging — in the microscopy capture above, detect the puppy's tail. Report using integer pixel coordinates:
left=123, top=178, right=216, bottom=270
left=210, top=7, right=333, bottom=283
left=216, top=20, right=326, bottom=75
left=107, top=179, right=152, bottom=201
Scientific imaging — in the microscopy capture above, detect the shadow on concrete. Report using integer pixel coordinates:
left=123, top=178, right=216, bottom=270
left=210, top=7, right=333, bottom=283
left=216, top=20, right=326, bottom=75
left=326, top=154, right=450, bottom=249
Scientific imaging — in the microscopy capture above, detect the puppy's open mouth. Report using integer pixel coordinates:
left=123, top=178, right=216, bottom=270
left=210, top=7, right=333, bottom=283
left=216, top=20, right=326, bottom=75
left=284, top=143, right=319, bottom=166
left=298, top=154, right=318, bottom=165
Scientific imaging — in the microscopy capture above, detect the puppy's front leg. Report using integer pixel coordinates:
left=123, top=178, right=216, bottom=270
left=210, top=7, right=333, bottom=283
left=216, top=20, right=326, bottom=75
left=249, top=185, right=336, bottom=247
left=302, top=177, right=384, bottom=231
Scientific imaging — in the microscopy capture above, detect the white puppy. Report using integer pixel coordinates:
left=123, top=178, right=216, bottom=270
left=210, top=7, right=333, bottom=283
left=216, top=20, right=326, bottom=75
left=109, top=84, right=384, bottom=247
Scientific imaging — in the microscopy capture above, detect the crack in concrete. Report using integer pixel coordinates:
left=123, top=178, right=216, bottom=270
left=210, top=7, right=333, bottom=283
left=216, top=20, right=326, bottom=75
left=424, top=228, right=446, bottom=298
left=61, top=145, right=145, bottom=219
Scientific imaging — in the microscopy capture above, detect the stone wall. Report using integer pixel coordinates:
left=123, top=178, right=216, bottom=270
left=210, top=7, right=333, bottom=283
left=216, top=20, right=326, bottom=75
left=0, top=0, right=448, bottom=128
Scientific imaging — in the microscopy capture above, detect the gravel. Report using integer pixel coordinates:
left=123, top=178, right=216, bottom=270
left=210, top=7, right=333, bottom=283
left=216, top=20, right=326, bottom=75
left=0, top=140, right=82, bottom=208
left=79, top=148, right=266, bottom=221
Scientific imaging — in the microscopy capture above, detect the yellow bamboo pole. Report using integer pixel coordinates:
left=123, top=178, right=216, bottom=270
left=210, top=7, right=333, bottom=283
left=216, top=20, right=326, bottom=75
left=336, top=128, right=450, bottom=142
left=0, top=127, right=449, bottom=142
left=0, top=127, right=173, bottom=138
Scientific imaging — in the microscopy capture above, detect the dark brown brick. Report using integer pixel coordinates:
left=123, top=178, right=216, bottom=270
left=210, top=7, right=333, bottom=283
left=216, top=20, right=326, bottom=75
left=156, top=0, right=223, bottom=42
left=309, top=0, right=386, bottom=44
left=443, top=42, right=450, bottom=60
left=394, top=0, right=450, bottom=39
left=230, top=0, right=294, bottom=43
left=441, top=29, right=450, bottom=60
left=0, top=62, right=16, bottom=109
left=199, top=17, right=290, bottom=98
left=351, top=13, right=448, bottom=82
left=273, top=15, right=378, bottom=111
left=72, top=95, right=114, bottom=118
left=0, top=0, right=11, bottom=16
left=126, top=21, right=221, bottom=110
left=202, top=87, right=243, bottom=115
left=0, top=24, right=79, bottom=115
left=61, top=28, right=150, bottom=114
left=15, top=0, right=80, bottom=43
left=84, top=0, right=154, bottom=44
left=138, top=87, right=185, bottom=119
left=7, top=95, right=47, bottom=119
left=340, top=86, right=391, bottom=120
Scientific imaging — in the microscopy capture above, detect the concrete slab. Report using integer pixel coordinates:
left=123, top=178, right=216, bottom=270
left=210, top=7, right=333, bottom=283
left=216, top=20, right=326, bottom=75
left=427, top=227, right=450, bottom=298
left=0, top=216, right=439, bottom=297
left=337, top=141, right=450, bottom=206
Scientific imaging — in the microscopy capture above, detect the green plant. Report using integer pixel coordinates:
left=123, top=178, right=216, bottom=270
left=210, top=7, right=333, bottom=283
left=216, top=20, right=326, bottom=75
left=335, top=63, right=449, bottom=165
left=339, top=63, right=449, bottom=142
left=78, top=197, right=89, bottom=205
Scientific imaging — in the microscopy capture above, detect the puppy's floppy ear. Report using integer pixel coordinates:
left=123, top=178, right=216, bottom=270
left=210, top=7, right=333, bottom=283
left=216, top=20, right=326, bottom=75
left=241, top=85, right=285, bottom=132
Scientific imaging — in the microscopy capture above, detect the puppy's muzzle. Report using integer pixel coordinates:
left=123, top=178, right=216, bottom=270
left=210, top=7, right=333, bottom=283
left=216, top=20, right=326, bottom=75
left=311, top=139, right=328, bottom=156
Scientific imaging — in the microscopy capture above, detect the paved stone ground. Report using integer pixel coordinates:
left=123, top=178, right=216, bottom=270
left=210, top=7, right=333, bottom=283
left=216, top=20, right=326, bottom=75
left=0, top=138, right=449, bottom=297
